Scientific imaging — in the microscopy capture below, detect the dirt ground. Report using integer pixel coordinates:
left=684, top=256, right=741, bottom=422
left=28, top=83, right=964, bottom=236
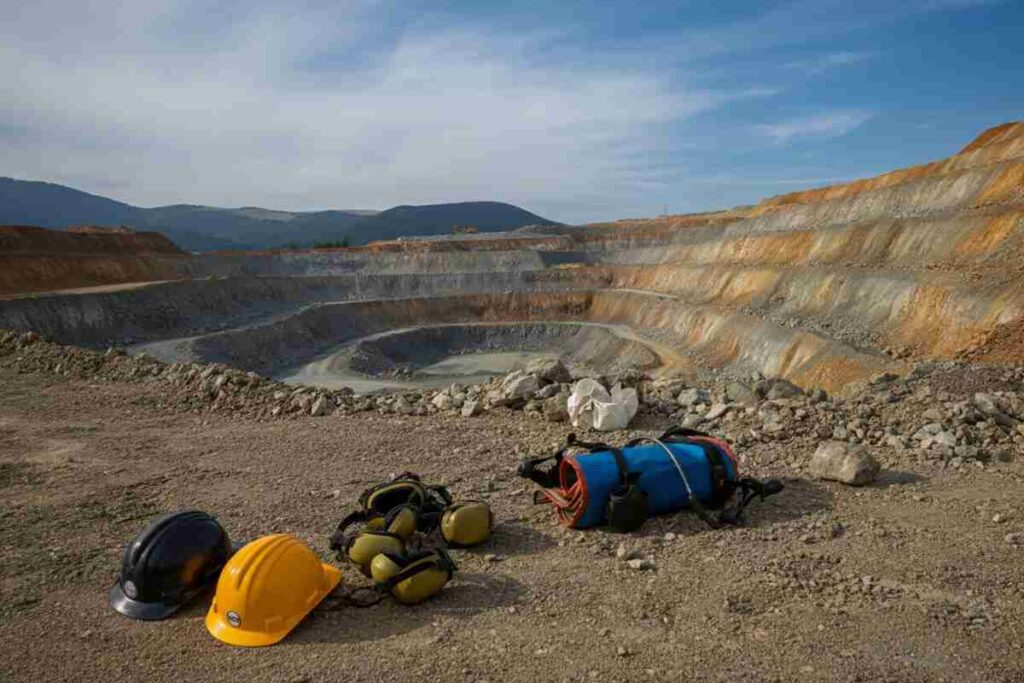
left=2, top=367, right=1023, bottom=682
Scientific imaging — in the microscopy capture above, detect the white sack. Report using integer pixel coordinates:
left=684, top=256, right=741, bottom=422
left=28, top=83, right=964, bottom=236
left=567, top=378, right=608, bottom=428
left=567, top=379, right=639, bottom=432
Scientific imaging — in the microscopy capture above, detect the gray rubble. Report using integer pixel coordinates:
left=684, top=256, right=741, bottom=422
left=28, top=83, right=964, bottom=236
left=2, top=330, right=1024, bottom=475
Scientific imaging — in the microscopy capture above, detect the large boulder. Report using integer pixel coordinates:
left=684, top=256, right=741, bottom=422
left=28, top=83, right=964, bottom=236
left=392, top=396, right=414, bottom=415
left=501, top=371, right=540, bottom=401
left=809, top=441, right=879, bottom=486
left=681, top=413, right=704, bottom=429
left=605, top=367, right=645, bottom=388
left=526, top=357, right=572, bottom=385
left=973, top=392, right=1018, bottom=426
left=291, top=392, right=314, bottom=412
left=972, top=393, right=1003, bottom=416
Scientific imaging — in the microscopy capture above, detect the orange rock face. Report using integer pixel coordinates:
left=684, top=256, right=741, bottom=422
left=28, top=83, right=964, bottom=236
left=2, top=123, right=1023, bottom=392
left=0, top=225, right=186, bottom=296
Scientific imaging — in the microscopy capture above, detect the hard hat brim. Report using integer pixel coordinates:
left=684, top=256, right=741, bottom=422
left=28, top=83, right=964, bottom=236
left=109, top=583, right=181, bottom=621
left=204, top=562, right=341, bottom=647
left=204, top=612, right=291, bottom=647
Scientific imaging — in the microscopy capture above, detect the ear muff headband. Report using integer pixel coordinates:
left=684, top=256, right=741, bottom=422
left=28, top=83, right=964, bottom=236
left=363, top=481, right=428, bottom=515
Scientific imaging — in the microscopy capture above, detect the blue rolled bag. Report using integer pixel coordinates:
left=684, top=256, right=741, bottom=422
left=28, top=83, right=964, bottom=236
left=517, top=427, right=783, bottom=532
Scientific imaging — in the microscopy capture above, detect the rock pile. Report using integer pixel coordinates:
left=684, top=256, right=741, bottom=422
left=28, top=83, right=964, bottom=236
left=0, top=330, right=577, bottom=422
left=2, top=330, right=1023, bottom=471
left=636, top=368, right=1023, bottom=473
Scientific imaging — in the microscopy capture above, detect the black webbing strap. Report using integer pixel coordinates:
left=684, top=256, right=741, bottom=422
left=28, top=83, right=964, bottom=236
left=517, top=431, right=591, bottom=486
left=517, top=450, right=564, bottom=488
left=383, top=550, right=456, bottom=588
left=329, top=510, right=368, bottom=551
left=426, top=485, right=453, bottom=509
left=519, top=434, right=638, bottom=506
left=658, top=426, right=712, bottom=440
left=566, top=433, right=634, bottom=490
left=695, top=444, right=731, bottom=509
left=718, top=478, right=785, bottom=525
left=324, top=585, right=387, bottom=609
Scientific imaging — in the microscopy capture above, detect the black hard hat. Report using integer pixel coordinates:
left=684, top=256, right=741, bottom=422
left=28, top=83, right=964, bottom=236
left=109, top=510, right=231, bottom=621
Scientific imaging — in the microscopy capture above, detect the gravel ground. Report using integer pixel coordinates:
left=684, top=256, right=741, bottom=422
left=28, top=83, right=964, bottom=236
left=2, top=367, right=1024, bottom=682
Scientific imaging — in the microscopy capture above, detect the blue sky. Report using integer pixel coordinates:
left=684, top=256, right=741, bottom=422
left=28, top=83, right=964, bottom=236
left=2, top=0, right=1022, bottom=222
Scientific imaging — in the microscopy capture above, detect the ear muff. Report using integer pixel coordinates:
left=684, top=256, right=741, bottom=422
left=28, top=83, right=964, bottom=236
left=344, top=531, right=405, bottom=577
left=370, top=550, right=456, bottom=605
left=440, top=502, right=493, bottom=547
left=330, top=505, right=417, bottom=571
left=383, top=505, right=419, bottom=541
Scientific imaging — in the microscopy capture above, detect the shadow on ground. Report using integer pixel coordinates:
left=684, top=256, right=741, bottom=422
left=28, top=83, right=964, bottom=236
left=485, top=520, right=559, bottom=558
left=875, top=469, right=927, bottom=486
left=623, top=475, right=836, bottom=541
left=289, top=571, right=526, bottom=645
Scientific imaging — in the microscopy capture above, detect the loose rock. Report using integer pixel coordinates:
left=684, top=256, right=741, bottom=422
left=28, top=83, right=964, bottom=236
left=809, top=441, right=880, bottom=486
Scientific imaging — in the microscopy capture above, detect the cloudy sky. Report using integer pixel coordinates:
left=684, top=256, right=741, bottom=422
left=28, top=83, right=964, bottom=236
left=2, top=0, right=1022, bottom=222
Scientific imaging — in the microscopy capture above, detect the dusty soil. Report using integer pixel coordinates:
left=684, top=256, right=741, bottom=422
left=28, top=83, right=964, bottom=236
left=2, top=367, right=1024, bottom=683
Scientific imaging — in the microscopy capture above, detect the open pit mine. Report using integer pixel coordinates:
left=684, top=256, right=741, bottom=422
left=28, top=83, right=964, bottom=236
left=3, top=122, right=1023, bottom=399
left=4, top=123, right=1024, bottom=682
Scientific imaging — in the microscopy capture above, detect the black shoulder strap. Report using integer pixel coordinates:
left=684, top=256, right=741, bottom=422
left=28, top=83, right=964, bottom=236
left=426, top=485, right=453, bottom=508
left=517, top=451, right=563, bottom=487
left=565, top=433, right=634, bottom=490
left=692, top=442, right=731, bottom=509
left=658, top=426, right=711, bottom=441
left=606, top=445, right=633, bottom=490
left=517, top=436, right=583, bottom=488
left=385, top=550, right=456, bottom=587
left=718, top=478, right=785, bottom=525
left=329, top=510, right=368, bottom=551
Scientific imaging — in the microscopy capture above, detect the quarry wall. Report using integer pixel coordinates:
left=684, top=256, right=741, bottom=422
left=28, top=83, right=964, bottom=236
left=2, top=122, right=1022, bottom=392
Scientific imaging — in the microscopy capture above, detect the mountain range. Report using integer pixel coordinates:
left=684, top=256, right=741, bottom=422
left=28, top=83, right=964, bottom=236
left=0, top=177, right=559, bottom=251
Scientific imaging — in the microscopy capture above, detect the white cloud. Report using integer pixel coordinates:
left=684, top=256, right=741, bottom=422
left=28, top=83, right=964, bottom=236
left=0, top=0, right=1003, bottom=222
left=0, top=1, right=756, bottom=221
left=755, top=111, right=874, bottom=144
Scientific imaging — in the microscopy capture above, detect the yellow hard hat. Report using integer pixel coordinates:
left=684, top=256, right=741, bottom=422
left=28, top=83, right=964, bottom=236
left=205, top=534, right=341, bottom=647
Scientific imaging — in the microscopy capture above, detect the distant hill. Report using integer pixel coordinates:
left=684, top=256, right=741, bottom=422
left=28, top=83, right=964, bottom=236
left=0, top=177, right=560, bottom=251
left=346, top=202, right=558, bottom=244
